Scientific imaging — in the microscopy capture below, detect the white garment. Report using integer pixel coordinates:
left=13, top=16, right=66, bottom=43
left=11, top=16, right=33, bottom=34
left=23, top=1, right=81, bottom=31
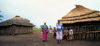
left=69, top=29, right=73, bottom=35
left=56, top=23, right=63, bottom=40
left=56, top=30, right=63, bottom=40
left=64, top=30, right=68, bottom=33
left=56, top=23, right=62, bottom=29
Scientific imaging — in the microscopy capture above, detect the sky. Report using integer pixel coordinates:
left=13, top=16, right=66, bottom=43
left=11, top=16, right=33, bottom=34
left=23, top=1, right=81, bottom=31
left=0, top=0, right=100, bottom=28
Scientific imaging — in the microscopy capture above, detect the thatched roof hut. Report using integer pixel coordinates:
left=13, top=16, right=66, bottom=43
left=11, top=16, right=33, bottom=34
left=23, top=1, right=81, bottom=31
left=60, top=5, right=100, bottom=40
left=0, top=16, right=34, bottom=35
left=60, top=5, right=100, bottom=24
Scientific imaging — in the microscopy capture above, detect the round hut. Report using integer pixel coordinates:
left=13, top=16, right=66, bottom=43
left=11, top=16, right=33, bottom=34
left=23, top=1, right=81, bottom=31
left=0, top=16, right=34, bottom=35
left=60, top=5, right=100, bottom=40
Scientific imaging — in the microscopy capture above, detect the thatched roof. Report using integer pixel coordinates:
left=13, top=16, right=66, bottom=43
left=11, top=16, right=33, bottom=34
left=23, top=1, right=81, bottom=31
left=60, top=5, right=100, bottom=24
left=0, top=16, right=34, bottom=26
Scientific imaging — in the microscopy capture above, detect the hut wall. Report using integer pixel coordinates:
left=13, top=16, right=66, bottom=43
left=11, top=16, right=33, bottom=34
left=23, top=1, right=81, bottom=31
left=63, top=21, right=100, bottom=41
left=0, top=25, right=33, bottom=35
left=11, top=25, right=33, bottom=34
left=0, top=26, right=11, bottom=35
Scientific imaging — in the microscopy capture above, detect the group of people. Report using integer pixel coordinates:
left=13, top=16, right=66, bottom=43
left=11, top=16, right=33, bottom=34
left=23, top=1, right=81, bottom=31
left=63, top=27, right=73, bottom=40
left=41, top=20, right=73, bottom=44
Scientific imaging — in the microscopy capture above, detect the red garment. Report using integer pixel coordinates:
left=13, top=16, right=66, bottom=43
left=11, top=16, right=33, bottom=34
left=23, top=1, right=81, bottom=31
left=42, top=29, right=47, bottom=41
left=64, top=33, right=68, bottom=36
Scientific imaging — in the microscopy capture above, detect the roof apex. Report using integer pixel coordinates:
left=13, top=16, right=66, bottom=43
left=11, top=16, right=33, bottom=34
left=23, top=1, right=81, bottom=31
left=15, top=15, right=20, bottom=17
left=75, top=5, right=84, bottom=8
left=63, top=5, right=94, bottom=17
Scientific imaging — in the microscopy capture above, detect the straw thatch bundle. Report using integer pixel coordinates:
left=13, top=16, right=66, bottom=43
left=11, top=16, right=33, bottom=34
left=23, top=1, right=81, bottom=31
left=0, top=16, right=33, bottom=26
left=0, top=16, right=34, bottom=35
left=60, top=5, right=100, bottom=24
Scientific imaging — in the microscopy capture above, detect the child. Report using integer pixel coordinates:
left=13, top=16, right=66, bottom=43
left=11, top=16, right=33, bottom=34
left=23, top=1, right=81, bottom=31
left=49, top=25, right=52, bottom=33
left=53, top=27, right=56, bottom=38
left=63, top=27, right=69, bottom=40
left=69, top=27, right=73, bottom=40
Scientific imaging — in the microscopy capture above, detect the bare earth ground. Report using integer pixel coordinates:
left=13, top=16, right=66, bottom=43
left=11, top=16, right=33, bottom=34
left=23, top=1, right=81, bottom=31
left=0, top=31, right=100, bottom=46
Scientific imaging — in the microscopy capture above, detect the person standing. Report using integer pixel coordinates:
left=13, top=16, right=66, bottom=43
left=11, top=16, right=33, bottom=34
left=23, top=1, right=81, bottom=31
left=56, top=20, right=63, bottom=44
left=69, top=27, right=73, bottom=40
left=42, top=23, right=49, bottom=42
left=49, top=25, right=52, bottom=33
left=53, top=27, right=56, bottom=38
left=63, top=27, right=69, bottom=40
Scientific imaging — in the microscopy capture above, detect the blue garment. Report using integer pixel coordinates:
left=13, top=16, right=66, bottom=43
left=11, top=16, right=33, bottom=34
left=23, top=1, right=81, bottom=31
left=56, top=23, right=63, bottom=32
left=57, top=28, right=62, bottom=32
left=56, top=23, right=63, bottom=40
left=56, top=27, right=64, bottom=32
left=41, top=25, right=49, bottom=33
left=61, top=26, right=64, bottom=31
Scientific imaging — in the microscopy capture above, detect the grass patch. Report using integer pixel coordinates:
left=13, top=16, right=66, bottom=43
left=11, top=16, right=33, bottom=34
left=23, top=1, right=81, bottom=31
left=33, top=29, right=41, bottom=32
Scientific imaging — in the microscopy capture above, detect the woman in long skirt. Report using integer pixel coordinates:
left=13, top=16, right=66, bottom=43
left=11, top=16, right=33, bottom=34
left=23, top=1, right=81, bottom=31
left=42, top=23, right=48, bottom=42
left=56, top=20, right=63, bottom=44
left=42, top=29, right=47, bottom=42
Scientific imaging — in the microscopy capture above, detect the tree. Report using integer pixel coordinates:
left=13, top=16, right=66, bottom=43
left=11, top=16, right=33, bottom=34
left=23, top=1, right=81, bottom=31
left=0, top=11, right=3, bottom=21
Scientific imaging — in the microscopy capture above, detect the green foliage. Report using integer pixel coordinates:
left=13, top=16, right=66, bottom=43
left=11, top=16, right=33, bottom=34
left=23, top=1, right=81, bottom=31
left=0, top=15, right=3, bottom=17
left=0, top=11, right=3, bottom=21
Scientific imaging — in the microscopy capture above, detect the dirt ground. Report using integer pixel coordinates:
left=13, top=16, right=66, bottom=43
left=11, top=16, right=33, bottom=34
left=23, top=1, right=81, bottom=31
left=0, top=31, right=100, bottom=46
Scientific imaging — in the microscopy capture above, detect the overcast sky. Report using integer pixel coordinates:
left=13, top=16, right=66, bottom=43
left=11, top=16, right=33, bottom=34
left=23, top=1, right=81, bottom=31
left=0, top=0, right=100, bottom=28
